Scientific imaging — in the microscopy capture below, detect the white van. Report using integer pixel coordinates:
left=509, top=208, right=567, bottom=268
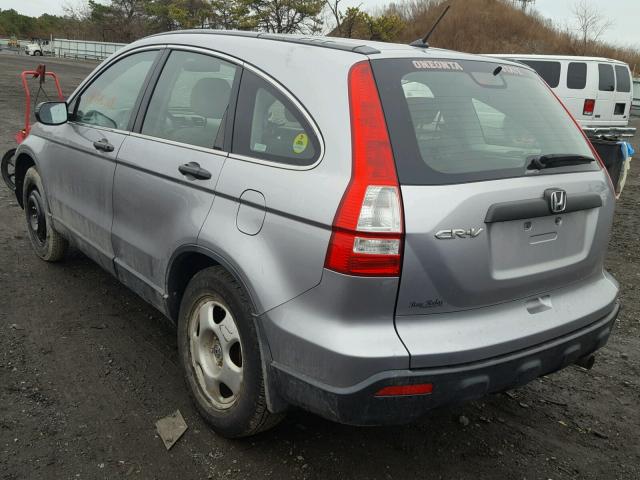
left=489, top=54, right=633, bottom=128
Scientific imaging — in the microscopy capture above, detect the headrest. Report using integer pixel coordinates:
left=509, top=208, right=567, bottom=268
left=191, top=78, right=231, bottom=119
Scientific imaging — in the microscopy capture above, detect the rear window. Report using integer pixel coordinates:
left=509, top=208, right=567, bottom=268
left=372, top=58, right=597, bottom=185
left=567, top=62, right=587, bottom=89
left=519, top=60, right=561, bottom=88
left=598, top=64, right=615, bottom=91
left=615, top=65, right=631, bottom=93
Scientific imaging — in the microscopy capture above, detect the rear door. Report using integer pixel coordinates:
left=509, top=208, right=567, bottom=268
left=372, top=58, right=613, bottom=316
left=111, top=49, right=239, bottom=309
left=564, top=60, right=592, bottom=124
left=613, top=64, right=632, bottom=123
left=595, top=63, right=616, bottom=124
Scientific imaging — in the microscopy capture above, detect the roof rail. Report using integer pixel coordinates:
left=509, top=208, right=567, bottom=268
left=150, top=29, right=381, bottom=55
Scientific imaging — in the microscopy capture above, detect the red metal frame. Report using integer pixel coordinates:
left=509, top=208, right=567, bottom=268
left=15, top=64, right=64, bottom=144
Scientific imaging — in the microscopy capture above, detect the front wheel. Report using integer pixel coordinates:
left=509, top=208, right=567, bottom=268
left=34, top=50, right=42, bottom=56
left=22, top=167, right=68, bottom=261
left=178, top=266, right=283, bottom=438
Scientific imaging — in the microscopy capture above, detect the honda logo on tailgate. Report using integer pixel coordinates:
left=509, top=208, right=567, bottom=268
left=546, top=189, right=567, bottom=213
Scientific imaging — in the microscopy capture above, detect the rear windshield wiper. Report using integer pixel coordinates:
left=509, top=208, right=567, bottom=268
left=526, top=154, right=595, bottom=170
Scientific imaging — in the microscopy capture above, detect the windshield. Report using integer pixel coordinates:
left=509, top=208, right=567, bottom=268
left=372, top=58, right=598, bottom=185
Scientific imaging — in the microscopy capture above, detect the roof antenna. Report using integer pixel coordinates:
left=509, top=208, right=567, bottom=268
left=410, top=4, right=451, bottom=48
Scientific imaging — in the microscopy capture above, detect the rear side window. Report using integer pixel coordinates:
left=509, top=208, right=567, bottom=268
left=567, top=62, right=587, bottom=89
left=615, top=65, right=631, bottom=93
left=141, top=50, right=238, bottom=149
left=598, top=64, right=615, bottom=91
left=372, top=58, right=596, bottom=185
left=519, top=60, right=561, bottom=88
left=232, top=70, right=319, bottom=166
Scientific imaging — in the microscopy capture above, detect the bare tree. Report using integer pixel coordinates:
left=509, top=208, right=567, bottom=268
left=512, top=0, right=536, bottom=12
left=326, top=0, right=343, bottom=35
left=572, top=0, right=613, bottom=53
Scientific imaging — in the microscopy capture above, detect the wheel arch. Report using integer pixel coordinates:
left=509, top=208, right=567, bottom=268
left=13, top=151, right=37, bottom=208
left=165, top=245, right=260, bottom=324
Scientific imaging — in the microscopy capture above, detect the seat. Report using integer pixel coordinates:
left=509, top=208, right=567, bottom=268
left=170, top=77, right=231, bottom=148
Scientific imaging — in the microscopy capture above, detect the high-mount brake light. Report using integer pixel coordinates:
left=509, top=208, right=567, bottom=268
left=324, top=61, right=404, bottom=277
left=583, top=99, right=595, bottom=116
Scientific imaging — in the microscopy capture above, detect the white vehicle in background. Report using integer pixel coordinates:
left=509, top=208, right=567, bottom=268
left=633, top=78, right=640, bottom=116
left=489, top=54, right=633, bottom=129
left=24, top=39, right=53, bottom=56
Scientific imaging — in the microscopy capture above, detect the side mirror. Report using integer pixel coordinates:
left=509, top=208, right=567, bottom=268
left=35, top=101, right=68, bottom=126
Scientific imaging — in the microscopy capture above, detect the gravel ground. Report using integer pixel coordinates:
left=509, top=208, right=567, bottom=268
left=0, top=53, right=639, bottom=480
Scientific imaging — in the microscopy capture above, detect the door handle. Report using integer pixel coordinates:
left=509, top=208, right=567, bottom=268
left=178, top=162, right=212, bottom=180
left=93, top=138, right=114, bottom=153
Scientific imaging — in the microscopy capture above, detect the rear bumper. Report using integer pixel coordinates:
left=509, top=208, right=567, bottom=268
left=271, top=301, right=619, bottom=426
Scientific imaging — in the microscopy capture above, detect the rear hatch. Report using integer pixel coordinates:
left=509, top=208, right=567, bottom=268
left=372, top=57, right=614, bottom=325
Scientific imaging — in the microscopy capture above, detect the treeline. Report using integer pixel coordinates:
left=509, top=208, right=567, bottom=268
left=0, top=0, right=327, bottom=43
left=1, top=0, right=638, bottom=70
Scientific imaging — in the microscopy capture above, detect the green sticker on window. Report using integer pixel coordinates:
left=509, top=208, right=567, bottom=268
left=293, top=133, right=308, bottom=154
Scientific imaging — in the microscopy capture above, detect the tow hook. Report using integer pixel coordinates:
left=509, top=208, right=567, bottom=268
left=575, top=354, right=596, bottom=370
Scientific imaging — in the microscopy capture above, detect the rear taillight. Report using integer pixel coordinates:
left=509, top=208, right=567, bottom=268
left=324, top=61, right=403, bottom=277
left=583, top=99, right=595, bottom=116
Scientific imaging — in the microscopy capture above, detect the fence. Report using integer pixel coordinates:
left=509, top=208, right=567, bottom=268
left=53, top=39, right=127, bottom=61
left=0, top=37, right=126, bottom=60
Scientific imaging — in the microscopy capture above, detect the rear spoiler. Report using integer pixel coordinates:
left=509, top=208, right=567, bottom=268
left=583, top=127, right=636, bottom=140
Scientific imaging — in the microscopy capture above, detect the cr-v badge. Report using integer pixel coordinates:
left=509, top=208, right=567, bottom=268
left=435, top=228, right=483, bottom=240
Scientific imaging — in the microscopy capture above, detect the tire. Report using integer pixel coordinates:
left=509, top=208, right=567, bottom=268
left=1, top=148, right=16, bottom=191
left=178, top=266, right=283, bottom=438
left=22, top=167, right=68, bottom=262
left=34, top=50, right=42, bottom=56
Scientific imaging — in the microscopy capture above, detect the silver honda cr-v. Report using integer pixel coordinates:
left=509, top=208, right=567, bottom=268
left=13, top=31, right=619, bottom=438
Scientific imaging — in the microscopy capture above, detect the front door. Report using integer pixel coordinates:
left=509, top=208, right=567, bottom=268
left=43, top=50, right=160, bottom=272
left=112, top=49, right=239, bottom=309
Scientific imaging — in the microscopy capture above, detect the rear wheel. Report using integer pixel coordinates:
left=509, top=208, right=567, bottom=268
left=22, top=167, right=68, bottom=262
left=178, top=266, right=283, bottom=438
left=34, top=50, right=42, bottom=56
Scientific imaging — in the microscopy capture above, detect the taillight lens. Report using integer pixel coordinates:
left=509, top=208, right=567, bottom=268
left=583, top=99, right=595, bottom=116
left=324, top=61, right=404, bottom=277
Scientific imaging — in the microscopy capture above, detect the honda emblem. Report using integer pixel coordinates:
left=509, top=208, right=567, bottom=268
left=547, top=189, right=567, bottom=214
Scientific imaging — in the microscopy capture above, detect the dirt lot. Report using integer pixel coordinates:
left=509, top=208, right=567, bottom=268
left=0, top=52, right=639, bottom=480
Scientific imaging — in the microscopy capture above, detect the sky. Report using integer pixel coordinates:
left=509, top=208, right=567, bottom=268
left=3, top=0, right=640, bottom=49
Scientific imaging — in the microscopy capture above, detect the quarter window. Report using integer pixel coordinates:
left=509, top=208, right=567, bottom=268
left=520, top=60, right=561, bottom=88
left=141, top=50, right=238, bottom=149
left=232, top=70, right=319, bottom=166
left=615, top=65, right=631, bottom=93
left=598, top=64, right=615, bottom=91
left=567, top=62, right=587, bottom=90
left=75, top=51, right=158, bottom=130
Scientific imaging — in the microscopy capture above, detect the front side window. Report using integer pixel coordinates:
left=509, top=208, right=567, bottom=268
left=567, top=62, right=587, bottom=89
left=75, top=51, right=158, bottom=130
left=615, top=65, right=631, bottom=93
left=141, top=50, right=238, bottom=149
left=519, top=60, right=561, bottom=88
left=232, top=70, right=319, bottom=166
left=598, top=64, right=615, bottom=91
left=372, top=58, right=597, bottom=185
